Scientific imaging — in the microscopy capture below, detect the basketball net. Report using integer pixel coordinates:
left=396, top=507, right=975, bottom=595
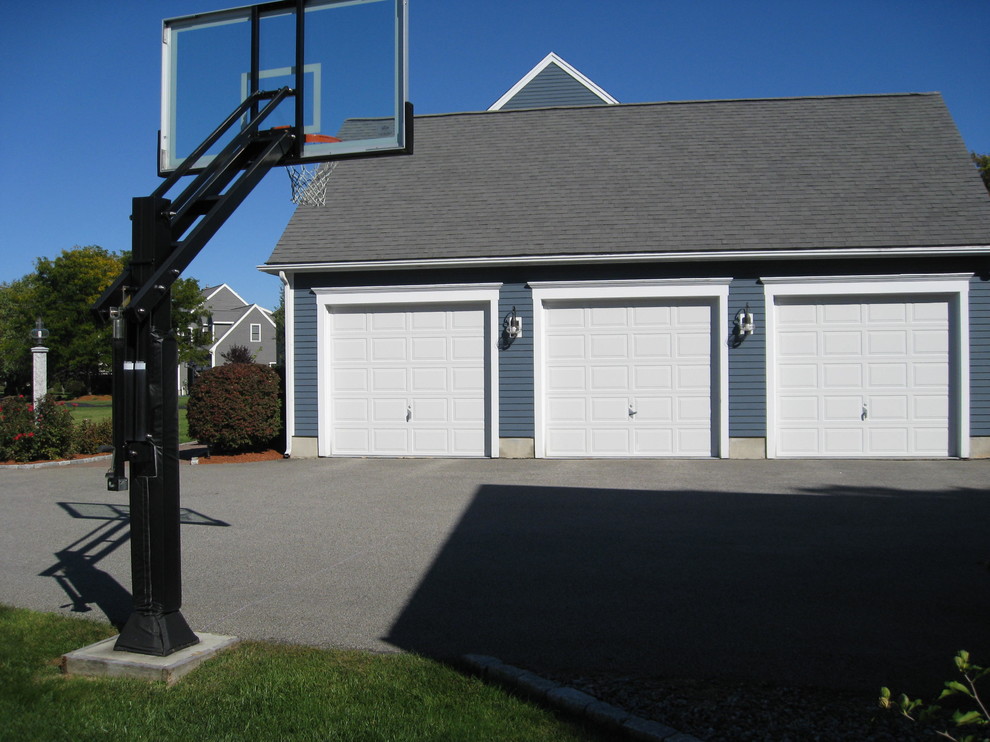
left=286, top=161, right=337, bottom=207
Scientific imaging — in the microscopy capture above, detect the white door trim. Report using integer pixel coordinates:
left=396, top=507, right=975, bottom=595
left=313, top=283, right=501, bottom=457
left=530, top=279, right=731, bottom=458
left=763, top=274, right=972, bottom=458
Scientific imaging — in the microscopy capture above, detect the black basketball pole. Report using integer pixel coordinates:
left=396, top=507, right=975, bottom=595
left=111, top=195, right=198, bottom=656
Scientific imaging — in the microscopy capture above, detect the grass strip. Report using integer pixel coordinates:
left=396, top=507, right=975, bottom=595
left=0, top=605, right=609, bottom=742
left=67, top=397, right=192, bottom=444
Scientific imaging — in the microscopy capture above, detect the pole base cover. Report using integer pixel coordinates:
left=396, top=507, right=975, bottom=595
left=114, top=611, right=199, bottom=657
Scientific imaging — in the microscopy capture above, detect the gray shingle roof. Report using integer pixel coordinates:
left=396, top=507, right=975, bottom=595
left=266, top=93, right=990, bottom=268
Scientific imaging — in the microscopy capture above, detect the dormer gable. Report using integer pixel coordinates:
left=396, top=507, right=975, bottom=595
left=489, top=52, right=618, bottom=111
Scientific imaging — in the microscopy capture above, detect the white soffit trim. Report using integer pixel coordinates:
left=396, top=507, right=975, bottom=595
left=762, top=272, right=972, bottom=459
left=258, top=245, right=990, bottom=275
left=489, top=52, right=619, bottom=110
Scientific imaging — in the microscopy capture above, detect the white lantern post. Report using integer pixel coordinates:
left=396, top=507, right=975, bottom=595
left=29, top=317, right=49, bottom=412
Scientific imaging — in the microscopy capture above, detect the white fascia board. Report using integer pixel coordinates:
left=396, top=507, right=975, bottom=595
left=258, top=245, right=990, bottom=275
left=489, top=52, right=619, bottom=111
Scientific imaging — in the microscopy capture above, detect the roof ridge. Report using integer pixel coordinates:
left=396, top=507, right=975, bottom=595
left=414, top=92, right=941, bottom=120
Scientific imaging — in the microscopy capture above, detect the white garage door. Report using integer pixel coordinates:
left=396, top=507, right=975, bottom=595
left=774, top=296, right=950, bottom=457
left=544, top=300, right=714, bottom=457
left=329, top=305, right=488, bottom=456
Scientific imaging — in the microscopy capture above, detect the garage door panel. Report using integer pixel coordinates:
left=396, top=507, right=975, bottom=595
left=634, top=365, right=673, bottom=389
left=591, top=397, right=627, bottom=421
left=823, top=303, right=862, bottom=323
left=452, top=397, right=485, bottom=422
left=867, top=363, right=907, bottom=388
left=868, top=331, right=907, bottom=355
left=590, top=306, right=627, bottom=326
left=371, top=368, right=406, bottom=393
left=549, top=366, right=585, bottom=390
left=370, top=312, right=406, bottom=331
left=780, top=364, right=818, bottom=389
left=913, top=363, right=948, bottom=386
left=452, top=366, right=484, bottom=391
left=677, top=396, right=711, bottom=422
left=636, top=397, right=673, bottom=421
left=635, top=428, right=674, bottom=454
left=548, top=335, right=584, bottom=359
left=824, top=428, right=864, bottom=454
left=914, top=330, right=948, bottom=354
left=548, top=397, right=586, bottom=422
left=678, top=428, right=713, bottom=454
left=824, top=363, right=862, bottom=388
left=411, top=336, right=446, bottom=361
left=914, top=395, right=948, bottom=419
left=452, top=335, right=483, bottom=360
left=823, top=331, right=861, bottom=355
left=590, top=366, right=628, bottom=390
left=591, top=428, right=631, bottom=453
left=371, top=337, right=406, bottom=361
left=333, top=338, right=368, bottom=361
left=633, top=334, right=672, bottom=357
left=335, top=368, right=369, bottom=391
left=780, top=397, right=817, bottom=420
left=590, top=334, right=627, bottom=358
left=677, top=364, right=710, bottom=389
left=544, top=300, right=715, bottom=457
left=774, top=295, right=950, bottom=458
left=779, top=331, right=818, bottom=355
left=632, top=305, right=672, bottom=325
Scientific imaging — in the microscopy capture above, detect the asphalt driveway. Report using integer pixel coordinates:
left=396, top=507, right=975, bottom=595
left=2, top=456, right=988, bottom=696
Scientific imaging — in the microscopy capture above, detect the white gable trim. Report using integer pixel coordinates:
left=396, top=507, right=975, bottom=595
left=489, top=52, right=618, bottom=110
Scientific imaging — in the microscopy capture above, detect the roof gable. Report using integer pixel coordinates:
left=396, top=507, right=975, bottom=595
left=267, top=93, right=990, bottom=270
left=489, top=52, right=618, bottom=110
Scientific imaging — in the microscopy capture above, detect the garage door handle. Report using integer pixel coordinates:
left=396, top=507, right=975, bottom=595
left=861, top=403, right=868, bottom=421
left=628, top=405, right=637, bottom=418
left=406, top=405, right=412, bottom=422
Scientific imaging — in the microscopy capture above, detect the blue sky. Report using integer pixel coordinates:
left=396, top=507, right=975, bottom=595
left=2, top=0, right=988, bottom=310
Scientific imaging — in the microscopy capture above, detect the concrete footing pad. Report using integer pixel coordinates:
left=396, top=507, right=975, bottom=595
left=61, top=633, right=239, bottom=685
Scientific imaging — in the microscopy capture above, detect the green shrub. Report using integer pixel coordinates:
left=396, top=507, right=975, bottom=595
left=33, top=396, right=76, bottom=460
left=0, top=395, right=77, bottom=462
left=187, top=363, right=282, bottom=453
left=73, top=417, right=113, bottom=455
left=0, top=396, right=38, bottom=462
left=880, top=650, right=989, bottom=742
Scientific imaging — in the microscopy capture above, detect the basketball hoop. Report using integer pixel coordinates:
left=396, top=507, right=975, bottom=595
left=284, top=133, right=341, bottom=206
left=286, top=161, right=337, bottom=206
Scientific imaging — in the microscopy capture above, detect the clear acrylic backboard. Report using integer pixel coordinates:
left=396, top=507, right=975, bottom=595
left=160, top=0, right=408, bottom=174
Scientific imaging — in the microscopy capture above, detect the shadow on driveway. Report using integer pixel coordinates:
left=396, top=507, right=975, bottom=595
left=386, top=481, right=990, bottom=695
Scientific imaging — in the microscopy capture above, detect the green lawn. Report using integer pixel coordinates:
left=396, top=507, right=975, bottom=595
left=69, top=397, right=192, bottom=444
left=1, top=606, right=609, bottom=742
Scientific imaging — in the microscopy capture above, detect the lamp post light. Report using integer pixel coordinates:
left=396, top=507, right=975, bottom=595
left=29, top=318, right=50, bottom=411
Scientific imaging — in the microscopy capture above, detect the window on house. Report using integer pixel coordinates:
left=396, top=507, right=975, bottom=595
left=250, top=323, right=261, bottom=342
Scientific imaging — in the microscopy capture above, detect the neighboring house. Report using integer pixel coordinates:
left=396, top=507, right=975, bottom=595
left=182, top=284, right=278, bottom=392
left=262, top=56, right=990, bottom=460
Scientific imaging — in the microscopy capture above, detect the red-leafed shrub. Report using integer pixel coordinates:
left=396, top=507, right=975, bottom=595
left=187, top=363, right=282, bottom=453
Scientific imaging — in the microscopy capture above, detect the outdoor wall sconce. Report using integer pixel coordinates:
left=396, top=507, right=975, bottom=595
left=732, top=304, right=755, bottom=347
left=498, top=306, right=523, bottom=350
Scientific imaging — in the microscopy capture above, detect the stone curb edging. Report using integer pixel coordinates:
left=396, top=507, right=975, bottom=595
left=0, top=453, right=111, bottom=470
left=460, top=654, right=703, bottom=742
